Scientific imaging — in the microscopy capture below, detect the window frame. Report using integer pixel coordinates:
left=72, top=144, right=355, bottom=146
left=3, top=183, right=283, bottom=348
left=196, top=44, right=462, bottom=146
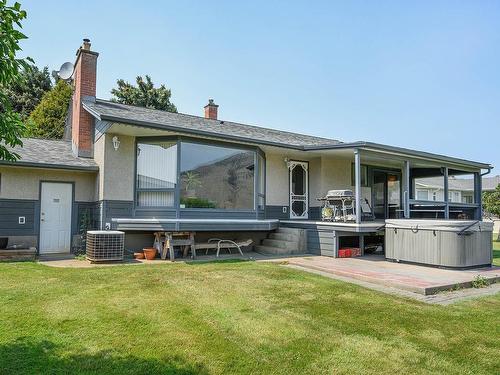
left=351, top=163, right=368, bottom=187
left=415, top=189, right=429, bottom=201
left=135, top=140, right=178, bottom=208
left=134, top=136, right=265, bottom=212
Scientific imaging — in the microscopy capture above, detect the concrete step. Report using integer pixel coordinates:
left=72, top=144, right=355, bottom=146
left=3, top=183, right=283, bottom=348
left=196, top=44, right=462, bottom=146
left=0, top=249, right=36, bottom=261
left=262, top=238, right=298, bottom=250
left=276, top=226, right=300, bottom=233
left=269, top=232, right=298, bottom=241
left=255, top=245, right=294, bottom=255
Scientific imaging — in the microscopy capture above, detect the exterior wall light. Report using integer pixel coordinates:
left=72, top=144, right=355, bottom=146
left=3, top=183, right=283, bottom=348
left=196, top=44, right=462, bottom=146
left=284, top=157, right=290, bottom=168
left=112, top=136, right=120, bottom=151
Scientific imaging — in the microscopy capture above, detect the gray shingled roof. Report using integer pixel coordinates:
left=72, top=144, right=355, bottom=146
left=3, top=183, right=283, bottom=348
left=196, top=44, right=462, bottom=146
left=416, top=175, right=500, bottom=191
left=1, top=138, right=98, bottom=171
left=83, top=98, right=341, bottom=148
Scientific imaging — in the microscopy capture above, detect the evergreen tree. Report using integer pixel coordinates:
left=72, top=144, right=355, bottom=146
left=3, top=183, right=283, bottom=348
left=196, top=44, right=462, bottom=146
left=111, top=75, right=177, bottom=112
left=27, top=79, right=72, bottom=139
left=4, top=65, right=52, bottom=119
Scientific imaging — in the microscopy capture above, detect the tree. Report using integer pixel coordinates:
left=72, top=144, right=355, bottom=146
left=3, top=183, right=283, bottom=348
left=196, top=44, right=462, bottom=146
left=27, top=80, right=72, bottom=139
left=111, top=75, right=177, bottom=112
left=0, top=1, right=32, bottom=161
left=483, top=185, right=500, bottom=217
left=4, top=65, right=52, bottom=119
left=483, top=184, right=500, bottom=240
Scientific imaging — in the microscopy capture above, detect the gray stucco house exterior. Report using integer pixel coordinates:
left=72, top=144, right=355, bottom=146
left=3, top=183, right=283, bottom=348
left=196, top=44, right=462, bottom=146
left=0, top=40, right=494, bottom=259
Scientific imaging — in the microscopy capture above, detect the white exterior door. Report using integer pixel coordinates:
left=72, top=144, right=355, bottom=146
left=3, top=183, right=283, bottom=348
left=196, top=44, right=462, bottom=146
left=39, top=182, right=72, bottom=254
left=289, top=161, right=308, bottom=219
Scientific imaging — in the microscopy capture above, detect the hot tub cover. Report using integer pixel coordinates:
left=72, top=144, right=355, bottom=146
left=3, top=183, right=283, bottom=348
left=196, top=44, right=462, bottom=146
left=385, top=219, right=493, bottom=233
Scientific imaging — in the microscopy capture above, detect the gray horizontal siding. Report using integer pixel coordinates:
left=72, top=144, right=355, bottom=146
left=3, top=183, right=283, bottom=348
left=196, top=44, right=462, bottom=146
left=0, top=199, right=37, bottom=236
left=104, top=200, right=134, bottom=218
left=73, top=202, right=99, bottom=235
left=309, top=207, right=321, bottom=220
left=101, top=200, right=133, bottom=229
left=307, top=229, right=335, bottom=256
left=265, top=205, right=289, bottom=220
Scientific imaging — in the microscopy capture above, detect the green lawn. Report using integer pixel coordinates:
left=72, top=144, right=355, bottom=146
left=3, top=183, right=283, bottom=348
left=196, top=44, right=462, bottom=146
left=0, top=260, right=499, bottom=375
left=493, top=237, right=500, bottom=266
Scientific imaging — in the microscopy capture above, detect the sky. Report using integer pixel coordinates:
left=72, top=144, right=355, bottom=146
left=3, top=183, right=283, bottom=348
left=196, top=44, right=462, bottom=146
left=18, top=0, right=500, bottom=171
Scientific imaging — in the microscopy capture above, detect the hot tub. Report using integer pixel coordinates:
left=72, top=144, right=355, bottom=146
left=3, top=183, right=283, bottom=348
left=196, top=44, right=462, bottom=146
left=385, top=219, right=493, bottom=268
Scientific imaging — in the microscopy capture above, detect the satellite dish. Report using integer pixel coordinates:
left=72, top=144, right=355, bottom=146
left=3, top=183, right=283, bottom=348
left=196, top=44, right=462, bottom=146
left=57, top=62, right=74, bottom=80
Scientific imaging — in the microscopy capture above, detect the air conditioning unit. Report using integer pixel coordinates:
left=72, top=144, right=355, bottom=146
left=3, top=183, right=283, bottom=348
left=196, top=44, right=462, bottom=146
left=86, top=230, right=125, bottom=262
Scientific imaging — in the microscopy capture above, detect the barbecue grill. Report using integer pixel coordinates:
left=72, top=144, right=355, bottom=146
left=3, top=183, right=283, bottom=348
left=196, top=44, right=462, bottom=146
left=317, top=189, right=356, bottom=222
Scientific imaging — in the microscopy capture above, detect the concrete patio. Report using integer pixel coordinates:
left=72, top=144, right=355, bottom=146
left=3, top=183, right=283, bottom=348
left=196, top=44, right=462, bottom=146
left=280, top=255, right=500, bottom=295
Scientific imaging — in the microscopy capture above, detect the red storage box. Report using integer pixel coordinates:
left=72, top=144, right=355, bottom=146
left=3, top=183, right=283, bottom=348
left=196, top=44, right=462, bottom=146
left=338, top=249, right=352, bottom=258
left=349, top=247, right=361, bottom=257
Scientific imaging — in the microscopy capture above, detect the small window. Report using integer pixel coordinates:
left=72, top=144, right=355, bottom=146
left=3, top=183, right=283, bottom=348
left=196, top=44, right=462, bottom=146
left=351, top=164, right=368, bottom=187
left=416, top=189, right=429, bottom=201
left=462, top=195, right=474, bottom=204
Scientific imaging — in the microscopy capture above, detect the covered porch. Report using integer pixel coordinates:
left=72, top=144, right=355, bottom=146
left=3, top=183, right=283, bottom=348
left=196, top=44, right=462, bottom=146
left=289, top=143, right=490, bottom=223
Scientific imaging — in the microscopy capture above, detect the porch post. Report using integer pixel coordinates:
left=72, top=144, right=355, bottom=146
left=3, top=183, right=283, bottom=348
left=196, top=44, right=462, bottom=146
left=354, top=149, right=361, bottom=224
left=443, top=167, right=449, bottom=219
left=403, top=160, right=410, bottom=218
left=474, top=171, right=482, bottom=220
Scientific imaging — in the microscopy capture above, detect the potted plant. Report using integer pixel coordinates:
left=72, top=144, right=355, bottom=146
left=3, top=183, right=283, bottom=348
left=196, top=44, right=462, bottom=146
left=182, top=171, right=202, bottom=198
left=143, top=247, right=157, bottom=260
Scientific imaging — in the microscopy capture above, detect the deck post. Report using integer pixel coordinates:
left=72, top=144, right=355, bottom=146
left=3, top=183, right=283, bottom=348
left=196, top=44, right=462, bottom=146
left=354, top=149, right=361, bottom=224
left=403, top=160, right=410, bottom=218
left=474, top=172, right=482, bottom=220
left=443, top=167, right=449, bottom=219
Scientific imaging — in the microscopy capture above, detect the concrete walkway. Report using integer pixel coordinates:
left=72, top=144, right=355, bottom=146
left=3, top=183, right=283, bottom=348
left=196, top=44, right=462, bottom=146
left=279, top=255, right=500, bottom=295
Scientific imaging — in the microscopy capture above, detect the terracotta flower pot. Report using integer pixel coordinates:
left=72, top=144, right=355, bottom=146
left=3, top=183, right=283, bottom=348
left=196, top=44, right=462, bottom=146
left=134, top=252, right=145, bottom=260
left=143, top=248, right=157, bottom=260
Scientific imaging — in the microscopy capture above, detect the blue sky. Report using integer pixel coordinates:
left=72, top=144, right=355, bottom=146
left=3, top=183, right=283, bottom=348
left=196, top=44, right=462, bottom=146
left=19, top=1, right=500, bottom=170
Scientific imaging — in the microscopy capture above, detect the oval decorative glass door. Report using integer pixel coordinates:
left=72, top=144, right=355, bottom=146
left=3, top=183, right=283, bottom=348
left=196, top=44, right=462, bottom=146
left=289, top=161, right=308, bottom=219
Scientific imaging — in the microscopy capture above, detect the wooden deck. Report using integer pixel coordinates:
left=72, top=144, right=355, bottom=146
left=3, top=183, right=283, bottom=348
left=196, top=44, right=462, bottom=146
left=112, top=218, right=279, bottom=232
left=279, top=220, right=386, bottom=233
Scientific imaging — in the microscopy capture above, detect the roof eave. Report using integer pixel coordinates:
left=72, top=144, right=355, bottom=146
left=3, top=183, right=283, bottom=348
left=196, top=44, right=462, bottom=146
left=0, top=160, right=99, bottom=172
left=304, top=141, right=492, bottom=170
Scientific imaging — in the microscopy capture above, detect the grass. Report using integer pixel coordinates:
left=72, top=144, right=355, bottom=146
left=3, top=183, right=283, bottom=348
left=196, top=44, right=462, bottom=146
left=493, top=236, right=500, bottom=266
left=0, top=260, right=499, bottom=375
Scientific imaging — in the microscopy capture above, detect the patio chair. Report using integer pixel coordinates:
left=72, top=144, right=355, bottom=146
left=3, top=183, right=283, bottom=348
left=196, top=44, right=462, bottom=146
left=194, top=238, right=253, bottom=257
left=361, top=198, right=375, bottom=221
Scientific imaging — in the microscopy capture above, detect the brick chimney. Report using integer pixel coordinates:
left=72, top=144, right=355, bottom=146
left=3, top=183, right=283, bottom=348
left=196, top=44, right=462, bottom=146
left=204, top=99, right=218, bottom=120
left=71, top=38, right=98, bottom=157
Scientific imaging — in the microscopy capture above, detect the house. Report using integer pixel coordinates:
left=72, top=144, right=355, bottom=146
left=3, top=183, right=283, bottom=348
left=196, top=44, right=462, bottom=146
left=0, top=39, right=494, bottom=260
left=414, top=175, right=499, bottom=204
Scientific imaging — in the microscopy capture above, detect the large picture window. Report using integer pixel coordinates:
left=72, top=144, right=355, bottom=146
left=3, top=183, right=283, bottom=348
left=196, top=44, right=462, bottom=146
left=180, top=142, right=255, bottom=209
left=136, top=141, right=177, bottom=207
